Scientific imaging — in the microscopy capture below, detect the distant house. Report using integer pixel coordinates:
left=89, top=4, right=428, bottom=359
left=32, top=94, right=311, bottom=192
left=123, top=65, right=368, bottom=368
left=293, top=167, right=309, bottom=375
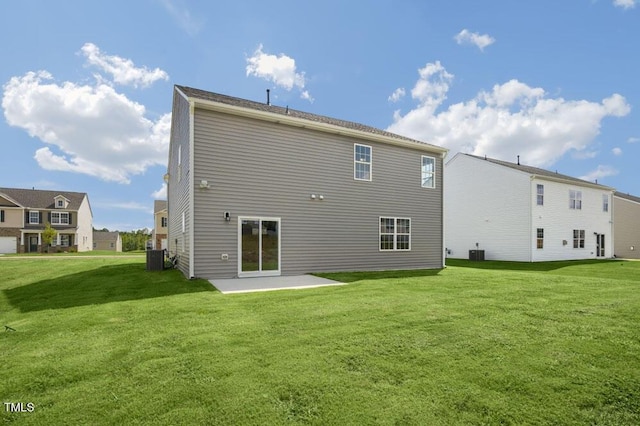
left=166, top=85, right=448, bottom=279
left=613, top=192, right=640, bottom=259
left=93, top=231, right=122, bottom=252
left=152, top=200, right=167, bottom=250
left=445, top=154, right=615, bottom=262
left=0, top=187, right=93, bottom=254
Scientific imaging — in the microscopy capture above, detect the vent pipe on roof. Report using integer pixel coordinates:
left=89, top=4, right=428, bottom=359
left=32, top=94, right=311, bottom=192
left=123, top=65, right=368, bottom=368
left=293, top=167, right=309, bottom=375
left=517, top=155, right=520, bottom=165
left=266, top=89, right=270, bottom=106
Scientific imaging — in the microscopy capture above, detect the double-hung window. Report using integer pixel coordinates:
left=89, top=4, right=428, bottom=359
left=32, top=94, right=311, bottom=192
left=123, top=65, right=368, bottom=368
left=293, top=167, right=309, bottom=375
left=536, top=228, right=544, bottom=249
left=380, top=217, right=411, bottom=251
left=29, top=211, right=39, bottom=224
left=354, top=144, right=372, bottom=181
left=51, top=212, right=69, bottom=225
left=421, top=156, right=435, bottom=188
left=573, top=229, right=585, bottom=248
left=569, top=190, right=582, bottom=210
left=161, top=217, right=168, bottom=227
left=536, top=184, right=544, bottom=206
left=602, top=194, right=609, bottom=212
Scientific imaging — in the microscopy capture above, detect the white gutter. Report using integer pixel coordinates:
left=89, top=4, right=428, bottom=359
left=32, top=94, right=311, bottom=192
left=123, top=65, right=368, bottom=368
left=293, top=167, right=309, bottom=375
left=188, top=101, right=196, bottom=279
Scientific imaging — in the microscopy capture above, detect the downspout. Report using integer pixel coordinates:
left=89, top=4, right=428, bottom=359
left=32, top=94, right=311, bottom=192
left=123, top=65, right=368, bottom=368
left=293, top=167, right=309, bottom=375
left=189, top=101, right=196, bottom=279
left=441, top=152, right=447, bottom=268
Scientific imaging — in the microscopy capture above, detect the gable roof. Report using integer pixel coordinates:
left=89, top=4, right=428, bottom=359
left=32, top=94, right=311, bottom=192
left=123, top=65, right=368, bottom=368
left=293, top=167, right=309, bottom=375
left=93, top=231, right=121, bottom=242
left=462, top=154, right=615, bottom=191
left=154, top=200, right=167, bottom=214
left=174, top=85, right=448, bottom=155
left=0, top=187, right=88, bottom=210
left=614, top=191, right=640, bottom=204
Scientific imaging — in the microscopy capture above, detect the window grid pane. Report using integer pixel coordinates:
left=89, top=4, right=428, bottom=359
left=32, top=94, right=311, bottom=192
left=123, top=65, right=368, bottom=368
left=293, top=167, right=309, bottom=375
left=421, top=156, right=435, bottom=188
left=380, top=217, right=410, bottom=251
left=354, top=144, right=372, bottom=181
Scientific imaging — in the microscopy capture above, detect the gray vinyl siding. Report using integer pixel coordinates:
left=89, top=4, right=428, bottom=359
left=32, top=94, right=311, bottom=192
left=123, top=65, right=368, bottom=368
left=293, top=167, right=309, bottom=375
left=167, top=90, right=192, bottom=276
left=192, top=108, right=443, bottom=279
left=614, top=195, right=640, bottom=259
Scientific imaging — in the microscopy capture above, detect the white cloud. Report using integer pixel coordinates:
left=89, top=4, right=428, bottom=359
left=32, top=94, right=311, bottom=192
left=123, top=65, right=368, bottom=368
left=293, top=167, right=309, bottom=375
left=454, top=29, right=496, bottom=51
left=152, top=183, right=167, bottom=199
left=387, top=62, right=631, bottom=168
left=613, top=0, right=637, bottom=9
left=2, top=70, right=171, bottom=184
left=159, top=0, right=203, bottom=36
left=612, top=147, right=623, bottom=155
left=80, top=43, right=169, bottom=88
left=388, top=88, right=406, bottom=103
left=628, top=137, right=640, bottom=143
left=579, top=165, right=618, bottom=183
left=246, top=44, right=312, bottom=101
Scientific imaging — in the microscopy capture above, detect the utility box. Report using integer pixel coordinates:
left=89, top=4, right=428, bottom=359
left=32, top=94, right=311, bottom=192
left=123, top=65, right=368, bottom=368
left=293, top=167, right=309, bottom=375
left=469, top=250, right=485, bottom=261
left=146, top=249, right=165, bottom=271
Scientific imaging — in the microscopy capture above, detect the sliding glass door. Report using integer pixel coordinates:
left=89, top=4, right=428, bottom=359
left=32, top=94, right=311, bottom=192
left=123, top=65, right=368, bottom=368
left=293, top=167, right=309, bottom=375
left=239, top=217, right=280, bottom=277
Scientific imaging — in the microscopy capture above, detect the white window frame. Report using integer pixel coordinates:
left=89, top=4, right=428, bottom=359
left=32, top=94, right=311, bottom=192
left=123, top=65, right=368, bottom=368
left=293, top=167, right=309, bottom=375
left=181, top=211, right=186, bottom=233
left=29, top=211, right=40, bottom=224
left=51, top=211, right=69, bottom=225
left=536, top=228, right=544, bottom=249
left=603, top=194, right=609, bottom=212
left=60, top=234, right=70, bottom=247
left=421, top=156, right=436, bottom=188
left=57, top=199, right=64, bottom=208
left=354, top=144, right=372, bottom=181
left=569, top=190, right=582, bottom=210
left=536, top=184, right=544, bottom=206
left=573, top=229, right=585, bottom=249
left=379, top=217, right=411, bottom=251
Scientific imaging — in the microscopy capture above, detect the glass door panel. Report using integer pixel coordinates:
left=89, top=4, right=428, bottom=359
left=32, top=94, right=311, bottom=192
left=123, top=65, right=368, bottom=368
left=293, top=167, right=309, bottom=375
left=261, top=221, right=279, bottom=271
left=241, top=220, right=260, bottom=272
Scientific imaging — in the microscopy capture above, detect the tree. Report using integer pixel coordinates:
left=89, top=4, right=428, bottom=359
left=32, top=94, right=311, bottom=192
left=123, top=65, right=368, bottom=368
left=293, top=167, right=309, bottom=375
left=41, top=222, right=57, bottom=253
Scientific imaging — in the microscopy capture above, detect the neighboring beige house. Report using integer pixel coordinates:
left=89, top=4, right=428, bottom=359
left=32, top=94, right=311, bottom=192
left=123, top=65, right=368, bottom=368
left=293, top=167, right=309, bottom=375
left=93, top=231, right=122, bottom=252
left=0, top=187, right=93, bottom=254
left=152, top=200, right=168, bottom=250
left=613, top=192, right=640, bottom=259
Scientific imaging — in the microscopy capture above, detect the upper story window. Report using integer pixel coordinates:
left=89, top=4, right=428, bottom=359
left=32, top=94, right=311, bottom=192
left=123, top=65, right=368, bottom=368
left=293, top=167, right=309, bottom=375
left=161, top=217, right=168, bottom=227
left=177, top=145, right=182, bottom=183
left=0, top=210, right=4, bottom=222
left=536, top=184, right=544, bottom=206
left=421, top=156, right=435, bottom=188
left=29, top=211, right=40, bottom=224
left=380, top=217, right=411, bottom=251
left=569, top=190, right=582, bottom=210
left=603, top=194, right=609, bottom=212
left=57, top=200, right=64, bottom=208
left=354, top=144, right=372, bottom=181
left=51, top=212, right=69, bottom=225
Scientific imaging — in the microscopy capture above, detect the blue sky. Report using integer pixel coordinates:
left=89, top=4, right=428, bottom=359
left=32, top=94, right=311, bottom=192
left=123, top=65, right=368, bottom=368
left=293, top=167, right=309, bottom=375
left=1, top=0, right=638, bottom=231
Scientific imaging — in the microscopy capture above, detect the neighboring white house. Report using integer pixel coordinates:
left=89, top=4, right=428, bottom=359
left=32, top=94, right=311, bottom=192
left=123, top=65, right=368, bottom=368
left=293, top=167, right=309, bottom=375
left=445, top=153, right=615, bottom=262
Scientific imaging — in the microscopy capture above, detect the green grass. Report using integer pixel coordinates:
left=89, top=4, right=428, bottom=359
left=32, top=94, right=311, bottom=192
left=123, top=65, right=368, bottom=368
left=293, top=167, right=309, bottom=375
left=1, top=258, right=639, bottom=425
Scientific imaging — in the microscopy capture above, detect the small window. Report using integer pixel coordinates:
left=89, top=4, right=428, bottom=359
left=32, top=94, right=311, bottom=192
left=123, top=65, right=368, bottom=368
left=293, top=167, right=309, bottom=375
left=421, top=156, right=435, bottom=188
left=536, top=228, right=544, bottom=249
left=93, top=242, right=97, bottom=249
left=161, top=217, right=168, bottom=228
left=29, top=211, right=39, bottom=224
left=380, top=217, right=411, bottom=251
left=354, top=144, right=372, bottom=181
left=0, top=210, right=4, bottom=222
left=57, top=200, right=64, bottom=208
left=573, top=229, right=585, bottom=248
left=536, top=184, right=544, bottom=206
left=182, top=212, right=186, bottom=233
left=60, top=235, right=70, bottom=247
left=603, top=194, right=609, bottom=212
left=569, top=190, right=582, bottom=210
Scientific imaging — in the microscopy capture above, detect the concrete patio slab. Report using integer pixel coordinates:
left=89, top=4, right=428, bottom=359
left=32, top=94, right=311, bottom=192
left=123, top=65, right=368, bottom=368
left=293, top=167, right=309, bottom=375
left=210, top=275, right=345, bottom=294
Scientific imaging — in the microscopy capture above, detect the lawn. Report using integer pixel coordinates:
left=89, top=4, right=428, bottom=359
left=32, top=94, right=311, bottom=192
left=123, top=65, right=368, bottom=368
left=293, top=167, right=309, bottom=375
left=1, top=257, right=639, bottom=425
